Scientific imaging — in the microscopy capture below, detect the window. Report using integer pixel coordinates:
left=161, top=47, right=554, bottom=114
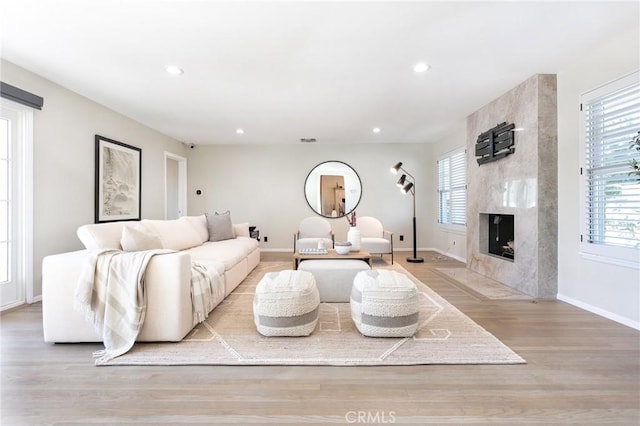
left=0, top=98, right=33, bottom=310
left=581, top=71, right=640, bottom=267
left=0, top=117, right=8, bottom=284
left=438, top=147, right=466, bottom=226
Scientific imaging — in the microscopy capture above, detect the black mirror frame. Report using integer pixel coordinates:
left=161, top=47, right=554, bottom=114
left=303, top=160, right=362, bottom=219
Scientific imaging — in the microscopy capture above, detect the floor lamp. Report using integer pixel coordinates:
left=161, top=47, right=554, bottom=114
left=390, top=162, right=424, bottom=263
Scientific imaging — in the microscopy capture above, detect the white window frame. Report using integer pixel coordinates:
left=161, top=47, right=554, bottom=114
left=579, top=70, right=640, bottom=269
left=0, top=98, right=34, bottom=310
left=437, top=146, right=466, bottom=230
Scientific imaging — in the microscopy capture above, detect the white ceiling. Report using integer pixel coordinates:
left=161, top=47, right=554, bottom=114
left=1, top=1, right=638, bottom=145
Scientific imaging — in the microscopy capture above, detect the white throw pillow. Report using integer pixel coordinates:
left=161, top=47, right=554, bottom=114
left=120, top=225, right=163, bottom=252
left=232, top=222, right=250, bottom=237
left=77, top=222, right=129, bottom=250
left=181, top=215, right=209, bottom=244
left=142, top=219, right=202, bottom=250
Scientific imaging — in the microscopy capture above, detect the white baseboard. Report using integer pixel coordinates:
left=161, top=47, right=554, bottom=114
left=430, top=248, right=466, bottom=263
left=1, top=294, right=42, bottom=313
left=557, top=293, right=640, bottom=330
left=1, top=300, right=26, bottom=312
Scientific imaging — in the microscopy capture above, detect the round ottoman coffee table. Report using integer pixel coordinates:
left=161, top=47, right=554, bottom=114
left=253, top=270, right=320, bottom=337
left=351, top=269, right=420, bottom=337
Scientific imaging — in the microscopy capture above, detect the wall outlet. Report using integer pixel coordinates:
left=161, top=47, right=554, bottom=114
left=399, top=235, right=404, bottom=241
left=263, top=236, right=268, bottom=243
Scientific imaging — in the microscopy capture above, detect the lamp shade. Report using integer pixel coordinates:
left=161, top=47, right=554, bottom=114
left=390, top=162, right=402, bottom=174
left=396, top=174, right=406, bottom=187
left=401, top=182, right=414, bottom=194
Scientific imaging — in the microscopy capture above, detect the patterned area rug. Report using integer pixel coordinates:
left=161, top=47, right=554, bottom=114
left=99, top=261, right=525, bottom=366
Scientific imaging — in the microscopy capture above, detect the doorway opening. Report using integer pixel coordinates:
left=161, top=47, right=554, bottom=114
left=164, top=152, right=187, bottom=220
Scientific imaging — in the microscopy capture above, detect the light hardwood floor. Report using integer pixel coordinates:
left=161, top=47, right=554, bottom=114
left=1, top=251, right=639, bottom=424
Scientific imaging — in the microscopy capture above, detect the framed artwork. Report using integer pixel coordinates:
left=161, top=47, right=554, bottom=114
left=95, top=135, right=141, bottom=223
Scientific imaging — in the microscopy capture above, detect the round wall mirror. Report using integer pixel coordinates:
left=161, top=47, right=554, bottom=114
left=304, top=161, right=362, bottom=218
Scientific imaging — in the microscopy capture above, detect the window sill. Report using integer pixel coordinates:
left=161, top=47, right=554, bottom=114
left=579, top=251, right=640, bottom=270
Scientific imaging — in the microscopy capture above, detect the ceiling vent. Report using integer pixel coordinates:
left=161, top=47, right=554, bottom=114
left=300, top=138, right=317, bottom=143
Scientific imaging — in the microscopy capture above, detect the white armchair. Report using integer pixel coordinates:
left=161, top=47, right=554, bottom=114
left=294, top=217, right=334, bottom=252
left=357, top=216, right=394, bottom=263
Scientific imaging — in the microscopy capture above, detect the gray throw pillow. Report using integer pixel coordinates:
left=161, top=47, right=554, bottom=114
left=206, top=211, right=234, bottom=242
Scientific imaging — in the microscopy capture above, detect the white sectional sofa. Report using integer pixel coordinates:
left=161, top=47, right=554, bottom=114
left=42, top=214, right=260, bottom=343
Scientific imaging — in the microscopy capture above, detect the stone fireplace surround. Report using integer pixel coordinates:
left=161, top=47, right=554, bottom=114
left=466, top=74, right=558, bottom=298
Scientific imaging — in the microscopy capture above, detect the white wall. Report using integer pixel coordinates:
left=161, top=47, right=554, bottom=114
left=186, top=143, right=433, bottom=253
left=426, top=123, right=467, bottom=262
left=1, top=60, right=186, bottom=298
left=556, top=26, right=640, bottom=328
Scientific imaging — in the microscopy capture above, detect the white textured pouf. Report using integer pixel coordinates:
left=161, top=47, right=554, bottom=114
left=298, top=259, right=371, bottom=302
left=351, top=270, right=420, bottom=337
left=253, top=270, right=320, bottom=337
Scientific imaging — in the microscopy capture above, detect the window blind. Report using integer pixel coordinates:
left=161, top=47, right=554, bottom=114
left=438, top=149, right=466, bottom=225
left=584, top=79, right=640, bottom=248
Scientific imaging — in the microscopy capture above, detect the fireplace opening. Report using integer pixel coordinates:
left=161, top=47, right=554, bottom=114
left=487, top=214, right=514, bottom=260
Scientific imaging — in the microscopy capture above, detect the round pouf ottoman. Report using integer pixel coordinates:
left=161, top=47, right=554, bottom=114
left=253, top=270, right=320, bottom=337
left=351, top=269, right=420, bottom=337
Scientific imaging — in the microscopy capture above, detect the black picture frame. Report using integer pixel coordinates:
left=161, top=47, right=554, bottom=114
left=95, top=135, right=141, bottom=223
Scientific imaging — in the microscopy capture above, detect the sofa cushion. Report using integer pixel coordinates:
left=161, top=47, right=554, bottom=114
left=120, top=225, right=163, bottom=252
left=206, top=211, right=234, bottom=242
left=359, top=237, right=391, bottom=254
left=141, top=218, right=202, bottom=250
left=77, top=221, right=130, bottom=250
left=182, top=215, right=209, bottom=244
left=186, top=237, right=258, bottom=270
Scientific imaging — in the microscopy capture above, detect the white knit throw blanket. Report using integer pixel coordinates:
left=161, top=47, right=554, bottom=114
left=190, top=262, right=224, bottom=325
left=74, top=249, right=174, bottom=364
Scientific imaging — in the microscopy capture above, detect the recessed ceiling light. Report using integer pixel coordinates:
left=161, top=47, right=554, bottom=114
left=165, top=65, right=184, bottom=75
left=413, top=62, right=430, bottom=73
left=236, top=128, right=244, bottom=134
left=372, top=127, right=381, bottom=133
